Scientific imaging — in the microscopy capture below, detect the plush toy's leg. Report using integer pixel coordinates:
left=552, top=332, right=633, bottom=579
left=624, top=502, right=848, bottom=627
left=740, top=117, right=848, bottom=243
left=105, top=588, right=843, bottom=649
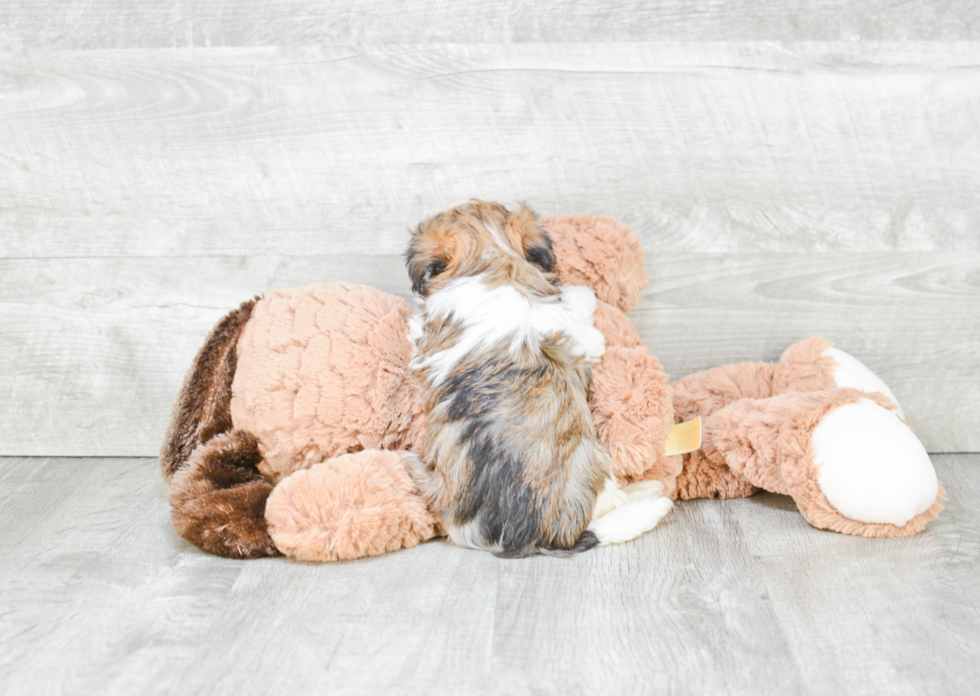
left=674, top=336, right=903, bottom=419
left=265, top=449, right=441, bottom=562
left=707, top=388, right=943, bottom=537
left=168, top=430, right=280, bottom=558
left=673, top=443, right=762, bottom=501
left=819, top=347, right=905, bottom=418
left=671, top=336, right=908, bottom=501
left=673, top=337, right=832, bottom=422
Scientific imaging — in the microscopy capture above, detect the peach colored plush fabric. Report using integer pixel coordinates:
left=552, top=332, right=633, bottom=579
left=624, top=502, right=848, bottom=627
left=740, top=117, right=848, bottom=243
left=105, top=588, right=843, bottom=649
left=709, top=388, right=944, bottom=538
left=672, top=336, right=839, bottom=501
left=588, top=302, right=680, bottom=494
left=235, top=276, right=675, bottom=561
left=231, top=283, right=425, bottom=483
left=673, top=337, right=837, bottom=424
left=266, top=449, right=440, bottom=561
left=223, top=205, right=943, bottom=557
left=541, top=215, right=648, bottom=313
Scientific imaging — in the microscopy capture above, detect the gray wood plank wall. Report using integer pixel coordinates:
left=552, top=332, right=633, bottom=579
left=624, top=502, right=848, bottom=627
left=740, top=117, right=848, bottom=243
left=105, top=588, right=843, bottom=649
left=1, top=8, right=978, bottom=456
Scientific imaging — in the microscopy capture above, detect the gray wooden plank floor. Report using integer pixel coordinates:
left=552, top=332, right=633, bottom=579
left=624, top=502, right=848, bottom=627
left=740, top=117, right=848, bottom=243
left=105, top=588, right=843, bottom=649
left=1, top=454, right=977, bottom=696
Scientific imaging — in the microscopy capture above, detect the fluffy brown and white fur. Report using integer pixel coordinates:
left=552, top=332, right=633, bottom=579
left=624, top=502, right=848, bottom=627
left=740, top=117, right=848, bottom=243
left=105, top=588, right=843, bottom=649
left=406, top=200, right=672, bottom=558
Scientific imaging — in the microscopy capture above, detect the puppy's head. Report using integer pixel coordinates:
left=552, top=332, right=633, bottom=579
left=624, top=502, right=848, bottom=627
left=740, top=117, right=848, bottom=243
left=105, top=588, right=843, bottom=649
left=406, top=200, right=556, bottom=297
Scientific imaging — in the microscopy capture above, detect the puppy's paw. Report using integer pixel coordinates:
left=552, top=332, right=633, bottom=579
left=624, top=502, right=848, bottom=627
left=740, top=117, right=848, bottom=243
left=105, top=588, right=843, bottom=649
left=592, top=477, right=628, bottom=519
left=588, top=496, right=674, bottom=545
left=624, top=479, right=665, bottom=500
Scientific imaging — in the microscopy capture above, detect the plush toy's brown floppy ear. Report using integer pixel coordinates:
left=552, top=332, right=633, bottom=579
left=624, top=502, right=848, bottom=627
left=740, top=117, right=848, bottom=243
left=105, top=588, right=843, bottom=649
left=160, top=297, right=281, bottom=559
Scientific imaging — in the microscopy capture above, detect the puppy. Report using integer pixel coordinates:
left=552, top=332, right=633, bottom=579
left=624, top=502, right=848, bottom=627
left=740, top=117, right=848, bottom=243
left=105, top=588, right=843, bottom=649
left=406, top=200, right=672, bottom=558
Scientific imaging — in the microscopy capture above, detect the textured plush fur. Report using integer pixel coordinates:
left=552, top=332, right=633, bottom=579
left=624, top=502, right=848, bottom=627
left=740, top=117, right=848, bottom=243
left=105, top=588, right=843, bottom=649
left=169, top=429, right=278, bottom=558
left=670, top=340, right=943, bottom=536
left=708, top=388, right=944, bottom=537
left=160, top=298, right=256, bottom=482
left=231, top=283, right=424, bottom=483
left=407, top=200, right=610, bottom=557
left=266, top=450, right=439, bottom=562
left=160, top=298, right=281, bottom=558
left=540, top=214, right=648, bottom=313
left=671, top=336, right=837, bottom=500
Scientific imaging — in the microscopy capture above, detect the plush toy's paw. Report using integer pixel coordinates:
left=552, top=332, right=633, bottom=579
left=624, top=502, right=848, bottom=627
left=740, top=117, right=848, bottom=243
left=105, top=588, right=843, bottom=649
left=624, top=478, right=665, bottom=500
left=709, top=388, right=943, bottom=537
left=822, top=347, right=905, bottom=418
left=265, top=449, right=440, bottom=562
left=812, top=397, right=935, bottom=527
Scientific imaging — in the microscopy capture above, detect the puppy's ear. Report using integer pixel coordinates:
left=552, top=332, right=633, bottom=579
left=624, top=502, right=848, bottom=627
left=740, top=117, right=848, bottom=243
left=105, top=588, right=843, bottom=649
left=406, top=233, right=448, bottom=296
left=525, top=238, right=555, bottom=273
left=508, top=204, right=556, bottom=273
left=406, top=241, right=429, bottom=296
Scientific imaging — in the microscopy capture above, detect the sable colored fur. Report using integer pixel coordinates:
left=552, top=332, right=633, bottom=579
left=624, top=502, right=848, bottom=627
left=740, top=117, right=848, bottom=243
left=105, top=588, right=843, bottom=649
left=405, top=200, right=673, bottom=558
left=160, top=298, right=280, bottom=558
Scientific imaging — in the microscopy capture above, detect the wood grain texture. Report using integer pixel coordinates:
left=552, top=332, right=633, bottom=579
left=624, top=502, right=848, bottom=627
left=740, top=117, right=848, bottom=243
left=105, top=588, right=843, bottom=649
left=1, top=43, right=978, bottom=258
left=1, top=454, right=977, bottom=695
left=1, top=252, right=976, bottom=457
left=0, top=1, right=978, bottom=48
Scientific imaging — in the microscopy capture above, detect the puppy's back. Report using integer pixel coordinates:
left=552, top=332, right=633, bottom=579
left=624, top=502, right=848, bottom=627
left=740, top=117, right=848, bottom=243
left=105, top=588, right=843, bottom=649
left=421, top=337, right=608, bottom=557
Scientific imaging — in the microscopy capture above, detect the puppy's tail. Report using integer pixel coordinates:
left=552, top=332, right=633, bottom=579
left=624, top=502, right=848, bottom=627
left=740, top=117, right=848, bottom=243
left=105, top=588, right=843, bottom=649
left=537, top=530, right=601, bottom=558
left=159, top=297, right=280, bottom=559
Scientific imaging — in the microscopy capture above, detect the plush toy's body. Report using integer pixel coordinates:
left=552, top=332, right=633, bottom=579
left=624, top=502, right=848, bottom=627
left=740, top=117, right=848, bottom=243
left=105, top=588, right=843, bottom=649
left=160, top=215, right=942, bottom=561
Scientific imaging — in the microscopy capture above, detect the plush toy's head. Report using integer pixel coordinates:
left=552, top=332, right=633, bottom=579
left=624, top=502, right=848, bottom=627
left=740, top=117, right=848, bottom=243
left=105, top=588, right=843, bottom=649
left=541, top=215, right=648, bottom=314
left=405, top=199, right=556, bottom=297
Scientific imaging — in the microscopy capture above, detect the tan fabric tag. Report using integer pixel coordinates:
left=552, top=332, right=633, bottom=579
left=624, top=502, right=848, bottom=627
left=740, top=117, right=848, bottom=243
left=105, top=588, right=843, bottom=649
left=664, top=417, right=702, bottom=455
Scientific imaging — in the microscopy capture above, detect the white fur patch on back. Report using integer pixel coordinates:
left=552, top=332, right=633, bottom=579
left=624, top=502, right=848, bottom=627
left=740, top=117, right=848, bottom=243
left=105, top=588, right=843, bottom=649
left=416, top=276, right=606, bottom=383
left=813, top=398, right=937, bottom=526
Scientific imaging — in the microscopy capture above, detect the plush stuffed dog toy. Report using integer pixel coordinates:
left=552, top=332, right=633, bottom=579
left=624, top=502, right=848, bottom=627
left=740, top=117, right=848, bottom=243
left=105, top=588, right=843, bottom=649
left=160, top=205, right=943, bottom=561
